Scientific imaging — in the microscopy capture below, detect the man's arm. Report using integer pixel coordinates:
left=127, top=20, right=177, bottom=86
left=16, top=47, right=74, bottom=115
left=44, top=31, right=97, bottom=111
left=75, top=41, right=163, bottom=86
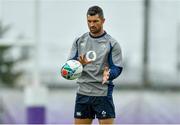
left=102, top=42, right=123, bottom=84
left=68, top=38, right=79, bottom=60
left=108, top=42, right=123, bottom=80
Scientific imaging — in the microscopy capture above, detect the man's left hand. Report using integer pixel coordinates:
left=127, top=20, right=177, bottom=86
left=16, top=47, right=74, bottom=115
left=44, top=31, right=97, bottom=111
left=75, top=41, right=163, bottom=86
left=102, top=66, right=110, bottom=84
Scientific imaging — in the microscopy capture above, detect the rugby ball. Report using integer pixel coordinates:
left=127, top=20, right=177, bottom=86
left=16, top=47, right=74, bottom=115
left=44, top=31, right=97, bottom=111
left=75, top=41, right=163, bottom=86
left=61, top=60, right=83, bottom=80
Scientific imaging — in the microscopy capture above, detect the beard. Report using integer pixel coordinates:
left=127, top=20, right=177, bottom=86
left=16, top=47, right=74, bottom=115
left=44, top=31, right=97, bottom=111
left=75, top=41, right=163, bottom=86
left=89, top=27, right=102, bottom=34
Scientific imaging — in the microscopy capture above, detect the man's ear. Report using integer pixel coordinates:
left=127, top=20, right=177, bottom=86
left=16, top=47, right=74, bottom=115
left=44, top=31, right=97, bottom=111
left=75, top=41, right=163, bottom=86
left=102, top=18, right=105, bottom=24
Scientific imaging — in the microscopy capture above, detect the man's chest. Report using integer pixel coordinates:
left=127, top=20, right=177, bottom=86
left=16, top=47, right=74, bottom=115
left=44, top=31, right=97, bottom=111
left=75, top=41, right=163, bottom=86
left=78, top=39, right=110, bottom=56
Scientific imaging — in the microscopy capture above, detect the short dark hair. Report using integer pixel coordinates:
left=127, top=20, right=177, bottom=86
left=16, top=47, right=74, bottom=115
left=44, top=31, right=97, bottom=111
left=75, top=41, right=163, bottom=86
left=87, top=6, right=104, bottom=19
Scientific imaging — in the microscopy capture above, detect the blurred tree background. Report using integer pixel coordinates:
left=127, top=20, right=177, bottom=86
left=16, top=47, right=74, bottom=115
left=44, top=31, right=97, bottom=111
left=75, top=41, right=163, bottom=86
left=0, top=21, right=25, bottom=87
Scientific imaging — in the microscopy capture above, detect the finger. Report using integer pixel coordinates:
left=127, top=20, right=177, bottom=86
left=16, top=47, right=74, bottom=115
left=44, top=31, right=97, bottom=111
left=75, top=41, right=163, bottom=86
left=102, top=75, right=108, bottom=84
left=102, top=79, right=107, bottom=84
left=84, top=56, right=88, bottom=62
left=86, top=60, right=92, bottom=64
left=102, top=79, right=106, bottom=84
left=104, top=66, right=109, bottom=71
left=84, top=55, right=90, bottom=62
left=83, top=54, right=86, bottom=59
left=102, top=74, right=109, bottom=84
left=84, top=56, right=92, bottom=64
left=106, top=74, right=109, bottom=80
left=80, top=54, right=83, bottom=59
left=103, top=69, right=109, bottom=77
left=79, top=54, right=84, bottom=61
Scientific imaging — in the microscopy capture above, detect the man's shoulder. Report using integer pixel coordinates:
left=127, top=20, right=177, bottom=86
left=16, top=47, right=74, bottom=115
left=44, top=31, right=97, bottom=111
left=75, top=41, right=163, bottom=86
left=104, top=33, right=118, bottom=45
left=74, top=32, right=89, bottom=44
left=79, top=32, right=89, bottom=39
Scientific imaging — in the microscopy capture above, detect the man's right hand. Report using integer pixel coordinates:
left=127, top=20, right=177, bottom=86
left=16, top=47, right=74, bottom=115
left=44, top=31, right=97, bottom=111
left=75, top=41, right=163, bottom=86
left=78, top=54, right=92, bottom=65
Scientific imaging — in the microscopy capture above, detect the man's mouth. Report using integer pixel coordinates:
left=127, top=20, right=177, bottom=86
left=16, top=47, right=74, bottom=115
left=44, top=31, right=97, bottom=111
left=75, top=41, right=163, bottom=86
left=90, top=27, right=96, bottom=30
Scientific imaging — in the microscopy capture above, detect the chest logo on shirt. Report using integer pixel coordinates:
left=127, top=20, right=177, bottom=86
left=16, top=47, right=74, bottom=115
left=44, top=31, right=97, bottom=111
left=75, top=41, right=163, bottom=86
left=80, top=42, right=86, bottom=47
left=101, top=44, right=106, bottom=49
left=85, top=51, right=96, bottom=62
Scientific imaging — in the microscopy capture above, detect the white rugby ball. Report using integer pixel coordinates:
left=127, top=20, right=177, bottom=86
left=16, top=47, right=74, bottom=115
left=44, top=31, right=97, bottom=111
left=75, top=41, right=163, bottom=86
left=61, top=60, right=83, bottom=80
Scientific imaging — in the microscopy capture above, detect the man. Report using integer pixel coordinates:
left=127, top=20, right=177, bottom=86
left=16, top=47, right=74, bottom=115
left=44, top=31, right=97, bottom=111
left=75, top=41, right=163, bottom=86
left=68, top=5, right=123, bottom=124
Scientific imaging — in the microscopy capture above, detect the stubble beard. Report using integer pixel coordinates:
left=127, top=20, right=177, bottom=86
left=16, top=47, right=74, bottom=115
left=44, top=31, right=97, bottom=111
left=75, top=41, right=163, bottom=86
left=90, top=27, right=102, bottom=35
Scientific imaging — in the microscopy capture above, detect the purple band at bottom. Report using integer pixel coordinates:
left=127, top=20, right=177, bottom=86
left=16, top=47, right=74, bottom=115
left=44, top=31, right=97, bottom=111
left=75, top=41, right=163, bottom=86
left=27, top=106, right=46, bottom=124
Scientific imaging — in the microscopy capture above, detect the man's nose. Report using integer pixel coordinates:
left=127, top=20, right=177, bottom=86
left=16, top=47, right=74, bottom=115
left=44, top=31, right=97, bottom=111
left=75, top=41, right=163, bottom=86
left=89, top=22, right=95, bottom=27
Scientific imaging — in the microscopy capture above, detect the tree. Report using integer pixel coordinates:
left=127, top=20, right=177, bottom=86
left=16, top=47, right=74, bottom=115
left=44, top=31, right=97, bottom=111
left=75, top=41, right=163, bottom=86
left=0, top=21, right=24, bottom=86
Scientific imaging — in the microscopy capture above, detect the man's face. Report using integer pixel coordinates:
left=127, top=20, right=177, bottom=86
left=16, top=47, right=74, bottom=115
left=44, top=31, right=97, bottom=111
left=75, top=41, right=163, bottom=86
left=87, top=14, right=105, bottom=34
